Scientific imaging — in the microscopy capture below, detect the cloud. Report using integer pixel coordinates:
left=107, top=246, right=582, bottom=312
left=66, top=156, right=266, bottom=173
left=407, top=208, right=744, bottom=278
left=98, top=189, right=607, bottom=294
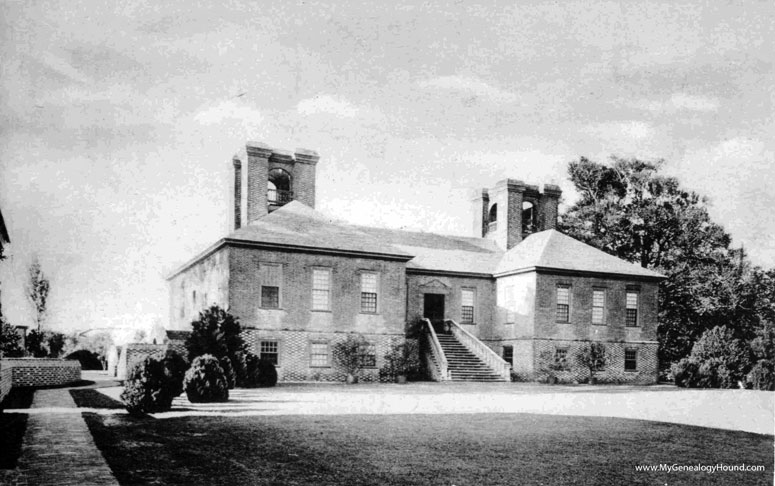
left=296, top=95, right=360, bottom=118
left=589, top=121, right=655, bottom=141
left=629, top=93, right=720, bottom=113
left=193, top=100, right=263, bottom=125
left=38, top=51, right=91, bottom=84
left=417, top=75, right=519, bottom=103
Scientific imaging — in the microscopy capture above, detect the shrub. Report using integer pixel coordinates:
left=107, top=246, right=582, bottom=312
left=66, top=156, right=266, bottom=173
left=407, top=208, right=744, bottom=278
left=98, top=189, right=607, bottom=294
left=219, top=356, right=236, bottom=389
left=333, top=334, right=369, bottom=381
left=747, top=360, right=775, bottom=391
left=575, top=342, right=608, bottom=383
left=184, top=354, right=229, bottom=403
left=184, top=305, right=245, bottom=363
left=65, top=349, right=103, bottom=370
left=257, top=358, right=278, bottom=388
left=672, top=326, right=753, bottom=388
left=671, top=358, right=700, bottom=388
left=25, top=329, right=47, bottom=357
left=380, top=340, right=421, bottom=382
left=121, top=353, right=184, bottom=415
left=236, top=352, right=261, bottom=388
left=162, top=350, right=188, bottom=398
left=0, top=318, right=23, bottom=358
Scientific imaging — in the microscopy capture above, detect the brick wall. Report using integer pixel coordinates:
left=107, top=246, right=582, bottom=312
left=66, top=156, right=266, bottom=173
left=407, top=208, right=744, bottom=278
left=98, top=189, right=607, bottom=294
left=168, top=247, right=230, bottom=330
left=405, top=273, right=495, bottom=338
left=229, top=247, right=407, bottom=335
left=0, top=363, right=12, bottom=405
left=242, top=329, right=408, bottom=382
left=1, top=358, right=81, bottom=387
left=116, top=343, right=168, bottom=380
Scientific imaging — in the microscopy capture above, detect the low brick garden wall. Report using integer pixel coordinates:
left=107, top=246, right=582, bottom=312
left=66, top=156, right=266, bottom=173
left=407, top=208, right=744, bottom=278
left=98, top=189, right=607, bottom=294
left=1, top=358, right=82, bottom=388
left=0, top=363, right=12, bottom=404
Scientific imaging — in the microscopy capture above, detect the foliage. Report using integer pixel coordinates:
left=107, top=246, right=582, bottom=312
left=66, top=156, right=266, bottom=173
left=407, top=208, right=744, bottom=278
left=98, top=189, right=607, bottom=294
left=65, top=349, right=104, bottom=370
left=671, top=326, right=752, bottom=388
left=0, top=317, right=23, bottom=358
left=256, top=358, right=278, bottom=387
left=558, top=156, right=773, bottom=367
left=24, top=329, right=47, bottom=357
left=163, top=350, right=188, bottom=398
left=185, top=305, right=245, bottom=365
left=46, top=332, right=66, bottom=357
left=184, top=354, right=229, bottom=403
left=121, top=353, right=185, bottom=415
left=26, top=258, right=50, bottom=331
left=574, top=342, right=608, bottom=381
left=66, top=332, right=114, bottom=368
left=333, top=334, right=369, bottom=378
left=747, top=360, right=775, bottom=391
left=380, top=340, right=420, bottom=381
left=219, top=356, right=236, bottom=389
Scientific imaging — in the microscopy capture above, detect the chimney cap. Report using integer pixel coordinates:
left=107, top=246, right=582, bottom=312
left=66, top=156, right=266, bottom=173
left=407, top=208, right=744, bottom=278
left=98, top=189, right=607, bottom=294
left=295, top=148, right=320, bottom=164
left=246, top=141, right=273, bottom=158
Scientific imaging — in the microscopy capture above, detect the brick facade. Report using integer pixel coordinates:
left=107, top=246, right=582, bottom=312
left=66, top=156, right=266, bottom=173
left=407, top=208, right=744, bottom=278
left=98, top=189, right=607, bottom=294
left=0, top=362, right=12, bottom=405
left=242, top=329, right=408, bottom=382
left=1, top=358, right=81, bottom=387
left=116, top=343, right=168, bottom=380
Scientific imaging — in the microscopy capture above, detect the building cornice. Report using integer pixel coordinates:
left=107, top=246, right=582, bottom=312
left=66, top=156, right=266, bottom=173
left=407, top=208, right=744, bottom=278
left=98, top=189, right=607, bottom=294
left=166, top=237, right=415, bottom=281
left=493, top=265, right=665, bottom=282
left=406, top=268, right=495, bottom=279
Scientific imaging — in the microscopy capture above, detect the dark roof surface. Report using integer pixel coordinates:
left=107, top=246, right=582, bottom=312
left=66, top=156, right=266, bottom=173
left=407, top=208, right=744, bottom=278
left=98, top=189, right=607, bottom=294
left=227, top=202, right=413, bottom=259
left=178, top=202, right=663, bottom=280
left=166, top=330, right=191, bottom=342
left=495, top=229, right=664, bottom=279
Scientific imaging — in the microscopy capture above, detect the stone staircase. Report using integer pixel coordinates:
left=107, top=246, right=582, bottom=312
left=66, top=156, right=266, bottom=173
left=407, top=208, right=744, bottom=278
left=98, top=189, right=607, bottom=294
left=435, top=333, right=507, bottom=382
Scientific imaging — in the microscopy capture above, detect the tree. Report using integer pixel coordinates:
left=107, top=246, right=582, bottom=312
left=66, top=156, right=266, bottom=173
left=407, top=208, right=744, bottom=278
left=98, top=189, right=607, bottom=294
left=185, top=305, right=245, bottom=365
left=0, top=316, right=23, bottom=358
left=558, top=156, right=765, bottom=367
left=575, top=342, right=608, bottom=383
left=26, top=258, right=50, bottom=331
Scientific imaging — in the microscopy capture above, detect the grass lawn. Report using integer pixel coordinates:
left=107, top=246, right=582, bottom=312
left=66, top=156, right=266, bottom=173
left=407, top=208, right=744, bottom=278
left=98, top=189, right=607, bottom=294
left=71, top=389, right=773, bottom=486
left=0, top=387, right=35, bottom=469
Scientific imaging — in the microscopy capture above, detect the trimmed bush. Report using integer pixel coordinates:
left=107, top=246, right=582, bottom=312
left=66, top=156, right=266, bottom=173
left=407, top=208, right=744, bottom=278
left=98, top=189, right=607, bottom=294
left=747, top=360, right=775, bottom=390
left=671, top=358, right=700, bottom=388
left=162, top=350, right=188, bottom=398
left=257, top=359, right=278, bottom=388
left=236, top=352, right=262, bottom=388
left=219, top=356, right=236, bottom=389
left=184, top=354, right=229, bottom=403
left=121, top=353, right=185, bottom=415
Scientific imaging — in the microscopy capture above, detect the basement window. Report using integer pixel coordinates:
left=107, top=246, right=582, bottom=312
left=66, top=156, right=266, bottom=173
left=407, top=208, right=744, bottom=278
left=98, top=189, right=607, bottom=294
left=625, top=348, right=637, bottom=372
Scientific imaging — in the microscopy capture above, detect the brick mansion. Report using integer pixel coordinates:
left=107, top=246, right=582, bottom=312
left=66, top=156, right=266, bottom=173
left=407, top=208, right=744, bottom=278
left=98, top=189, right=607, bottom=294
left=167, top=141, right=663, bottom=383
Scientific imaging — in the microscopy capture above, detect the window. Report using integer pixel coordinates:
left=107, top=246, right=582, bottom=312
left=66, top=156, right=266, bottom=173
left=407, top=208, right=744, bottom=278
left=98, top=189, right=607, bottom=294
left=360, top=272, right=378, bottom=313
left=461, top=288, right=475, bottom=323
left=626, top=291, right=639, bottom=327
left=310, top=342, right=329, bottom=367
left=556, top=286, right=571, bottom=322
left=260, top=340, right=279, bottom=366
left=592, top=289, right=606, bottom=325
left=502, top=345, right=513, bottom=366
left=260, top=263, right=282, bottom=309
left=554, top=347, right=569, bottom=370
left=624, top=348, right=638, bottom=371
left=312, top=268, right=331, bottom=311
left=359, top=343, right=376, bottom=368
left=192, top=290, right=197, bottom=305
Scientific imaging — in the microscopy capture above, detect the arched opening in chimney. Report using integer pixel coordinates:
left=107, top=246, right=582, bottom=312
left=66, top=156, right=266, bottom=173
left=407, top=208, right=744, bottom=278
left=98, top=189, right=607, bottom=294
left=268, top=168, right=293, bottom=207
left=488, top=203, right=498, bottom=232
left=522, top=201, right=536, bottom=235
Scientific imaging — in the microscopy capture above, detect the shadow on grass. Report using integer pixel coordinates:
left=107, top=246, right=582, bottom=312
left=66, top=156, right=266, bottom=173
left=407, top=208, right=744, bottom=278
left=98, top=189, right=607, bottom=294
left=0, top=387, right=35, bottom=469
left=70, top=388, right=125, bottom=409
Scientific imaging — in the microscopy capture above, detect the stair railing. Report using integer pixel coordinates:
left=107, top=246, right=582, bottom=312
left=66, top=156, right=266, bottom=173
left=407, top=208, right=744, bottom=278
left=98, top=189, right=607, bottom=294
left=446, top=319, right=510, bottom=381
left=421, top=317, right=450, bottom=381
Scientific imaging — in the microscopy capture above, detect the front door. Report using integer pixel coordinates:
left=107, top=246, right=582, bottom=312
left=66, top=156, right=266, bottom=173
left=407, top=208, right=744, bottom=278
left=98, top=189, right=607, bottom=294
left=423, top=293, right=446, bottom=330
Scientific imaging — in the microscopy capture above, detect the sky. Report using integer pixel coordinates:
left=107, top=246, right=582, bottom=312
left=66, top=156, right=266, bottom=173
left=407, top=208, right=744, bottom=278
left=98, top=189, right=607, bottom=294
left=0, top=1, right=772, bottom=333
